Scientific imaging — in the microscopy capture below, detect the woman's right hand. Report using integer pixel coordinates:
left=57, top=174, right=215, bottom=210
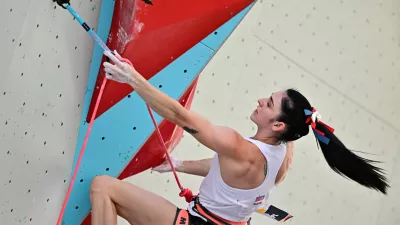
left=151, top=156, right=183, bottom=173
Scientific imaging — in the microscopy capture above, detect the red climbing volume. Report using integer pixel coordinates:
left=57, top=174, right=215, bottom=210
left=86, top=0, right=254, bottom=121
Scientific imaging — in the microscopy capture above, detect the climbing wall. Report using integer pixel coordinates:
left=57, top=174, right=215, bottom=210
left=122, top=0, right=400, bottom=225
left=0, top=0, right=399, bottom=225
left=0, top=0, right=103, bottom=224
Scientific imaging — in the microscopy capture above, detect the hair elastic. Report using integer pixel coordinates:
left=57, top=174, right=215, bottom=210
left=304, top=108, right=335, bottom=145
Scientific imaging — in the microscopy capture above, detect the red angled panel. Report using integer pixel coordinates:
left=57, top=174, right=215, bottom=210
left=86, top=0, right=254, bottom=121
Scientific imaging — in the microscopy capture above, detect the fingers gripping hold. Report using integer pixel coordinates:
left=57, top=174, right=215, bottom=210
left=103, top=50, right=135, bottom=84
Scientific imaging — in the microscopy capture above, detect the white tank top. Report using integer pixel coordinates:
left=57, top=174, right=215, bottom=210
left=188, top=137, right=287, bottom=222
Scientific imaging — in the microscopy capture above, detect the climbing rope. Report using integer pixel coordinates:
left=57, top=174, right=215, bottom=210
left=54, top=1, right=193, bottom=225
left=145, top=105, right=194, bottom=202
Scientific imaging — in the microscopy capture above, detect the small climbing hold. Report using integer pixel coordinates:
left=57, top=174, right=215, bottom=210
left=53, top=0, right=70, bottom=9
left=142, top=0, right=153, bottom=5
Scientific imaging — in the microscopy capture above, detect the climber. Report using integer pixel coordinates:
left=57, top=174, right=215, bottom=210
left=88, top=50, right=389, bottom=225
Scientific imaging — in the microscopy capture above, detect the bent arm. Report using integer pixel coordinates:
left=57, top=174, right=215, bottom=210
left=275, top=142, right=294, bottom=185
left=176, top=158, right=212, bottom=177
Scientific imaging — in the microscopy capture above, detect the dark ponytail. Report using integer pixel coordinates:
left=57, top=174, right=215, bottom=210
left=314, top=121, right=389, bottom=194
left=278, top=89, right=389, bottom=195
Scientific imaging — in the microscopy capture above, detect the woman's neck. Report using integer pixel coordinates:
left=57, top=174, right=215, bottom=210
left=251, top=135, right=280, bottom=146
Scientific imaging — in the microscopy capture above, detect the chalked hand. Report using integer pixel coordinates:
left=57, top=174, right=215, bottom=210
left=103, top=50, right=138, bottom=84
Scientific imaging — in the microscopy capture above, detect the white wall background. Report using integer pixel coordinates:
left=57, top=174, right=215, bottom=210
left=0, top=0, right=102, bottom=224
left=0, top=0, right=399, bottom=225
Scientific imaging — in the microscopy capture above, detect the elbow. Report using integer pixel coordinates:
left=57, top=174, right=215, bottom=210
left=170, top=104, right=189, bottom=126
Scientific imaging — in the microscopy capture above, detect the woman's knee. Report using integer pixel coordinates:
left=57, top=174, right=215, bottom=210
left=90, top=175, right=114, bottom=197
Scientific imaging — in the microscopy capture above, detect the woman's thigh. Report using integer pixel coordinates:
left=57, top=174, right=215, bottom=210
left=92, top=175, right=178, bottom=225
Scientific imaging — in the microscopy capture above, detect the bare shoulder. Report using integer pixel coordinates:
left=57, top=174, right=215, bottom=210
left=177, top=109, right=253, bottom=161
left=218, top=140, right=264, bottom=188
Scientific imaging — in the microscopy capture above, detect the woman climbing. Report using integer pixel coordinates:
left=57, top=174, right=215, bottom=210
left=89, top=50, right=389, bottom=225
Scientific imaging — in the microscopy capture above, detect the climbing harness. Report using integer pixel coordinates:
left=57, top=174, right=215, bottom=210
left=54, top=1, right=193, bottom=224
left=190, top=196, right=249, bottom=225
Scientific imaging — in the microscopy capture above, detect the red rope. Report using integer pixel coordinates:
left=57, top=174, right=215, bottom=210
left=56, top=77, right=108, bottom=225
left=56, top=56, right=193, bottom=225
left=145, top=105, right=194, bottom=202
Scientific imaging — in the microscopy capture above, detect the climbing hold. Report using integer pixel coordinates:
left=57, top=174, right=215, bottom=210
left=53, top=0, right=70, bottom=9
left=142, top=0, right=153, bottom=5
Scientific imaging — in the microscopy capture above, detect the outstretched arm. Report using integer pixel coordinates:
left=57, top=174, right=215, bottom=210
left=103, top=52, right=248, bottom=162
left=153, top=157, right=212, bottom=177
left=177, top=158, right=212, bottom=177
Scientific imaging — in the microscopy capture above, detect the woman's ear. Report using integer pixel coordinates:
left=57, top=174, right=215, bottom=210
left=272, top=121, right=286, bottom=133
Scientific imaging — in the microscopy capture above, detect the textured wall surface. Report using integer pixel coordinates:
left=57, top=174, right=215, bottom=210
left=0, top=0, right=399, bottom=225
left=0, top=1, right=102, bottom=224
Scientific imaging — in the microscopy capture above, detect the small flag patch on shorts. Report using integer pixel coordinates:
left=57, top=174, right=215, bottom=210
left=254, top=195, right=265, bottom=205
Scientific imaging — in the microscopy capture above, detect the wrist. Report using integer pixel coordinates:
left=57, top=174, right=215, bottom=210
left=175, top=160, right=185, bottom=173
left=126, top=66, right=142, bottom=86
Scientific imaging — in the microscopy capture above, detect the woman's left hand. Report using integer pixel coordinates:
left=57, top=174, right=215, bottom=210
left=102, top=50, right=138, bottom=84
